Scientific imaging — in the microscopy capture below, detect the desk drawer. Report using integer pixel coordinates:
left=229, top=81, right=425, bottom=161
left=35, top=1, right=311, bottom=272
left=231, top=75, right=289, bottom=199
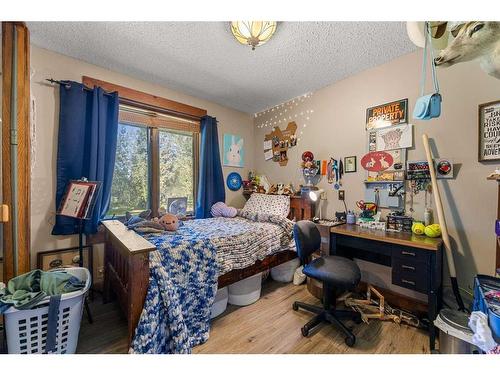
left=392, top=246, right=430, bottom=263
left=392, top=264, right=429, bottom=293
left=392, top=257, right=429, bottom=278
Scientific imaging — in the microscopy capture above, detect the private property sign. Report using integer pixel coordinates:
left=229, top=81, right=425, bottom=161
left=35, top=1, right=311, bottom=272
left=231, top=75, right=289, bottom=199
left=366, top=99, right=408, bottom=130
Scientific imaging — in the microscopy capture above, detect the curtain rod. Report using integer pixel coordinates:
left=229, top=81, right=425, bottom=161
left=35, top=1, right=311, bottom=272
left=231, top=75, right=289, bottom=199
left=46, top=78, right=115, bottom=96
left=46, top=78, right=211, bottom=122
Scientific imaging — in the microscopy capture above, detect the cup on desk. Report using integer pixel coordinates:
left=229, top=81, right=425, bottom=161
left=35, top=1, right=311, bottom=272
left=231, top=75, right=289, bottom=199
left=346, top=212, right=356, bottom=225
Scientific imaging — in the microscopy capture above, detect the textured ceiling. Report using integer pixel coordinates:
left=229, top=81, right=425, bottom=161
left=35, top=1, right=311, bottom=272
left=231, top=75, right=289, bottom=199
left=27, top=22, right=416, bottom=114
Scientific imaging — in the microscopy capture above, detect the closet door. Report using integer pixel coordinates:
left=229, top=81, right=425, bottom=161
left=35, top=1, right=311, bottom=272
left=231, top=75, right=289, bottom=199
left=2, top=22, right=31, bottom=281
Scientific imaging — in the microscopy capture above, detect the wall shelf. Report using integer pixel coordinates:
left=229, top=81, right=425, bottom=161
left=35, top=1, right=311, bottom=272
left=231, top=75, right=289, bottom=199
left=363, top=180, right=405, bottom=184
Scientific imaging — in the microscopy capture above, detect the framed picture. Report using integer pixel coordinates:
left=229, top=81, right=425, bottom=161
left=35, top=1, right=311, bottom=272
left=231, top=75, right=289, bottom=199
left=366, top=99, right=408, bottom=130
left=478, top=100, right=500, bottom=162
left=344, top=156, right=357, bottom=173
left=167, top=197, right=188, bottom=216
left=37, top=245, right=92, bottom=271
left=375, top=124, right=413, bottom=151
left=58, top=180, right=99, bottom=219
left=223, top=134, right=244, bottom=167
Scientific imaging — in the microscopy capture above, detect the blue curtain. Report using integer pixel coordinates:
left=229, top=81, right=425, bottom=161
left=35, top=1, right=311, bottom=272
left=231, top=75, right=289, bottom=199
left=52, top=81, right=119, bottom=235
left=195, top=115, right=225, bottom=219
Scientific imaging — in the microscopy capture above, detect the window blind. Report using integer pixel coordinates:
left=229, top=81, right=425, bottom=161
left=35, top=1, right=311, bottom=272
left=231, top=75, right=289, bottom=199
left=118, top=105, right=200, bottom=133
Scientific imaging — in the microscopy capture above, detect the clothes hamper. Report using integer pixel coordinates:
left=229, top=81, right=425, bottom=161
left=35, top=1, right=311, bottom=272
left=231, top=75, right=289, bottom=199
left=3, top=267, right=91, bottom=354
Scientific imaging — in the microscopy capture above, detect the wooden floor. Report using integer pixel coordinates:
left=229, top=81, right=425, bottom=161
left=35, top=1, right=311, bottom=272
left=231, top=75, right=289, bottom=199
left=77, top=280, right=430, bottom=354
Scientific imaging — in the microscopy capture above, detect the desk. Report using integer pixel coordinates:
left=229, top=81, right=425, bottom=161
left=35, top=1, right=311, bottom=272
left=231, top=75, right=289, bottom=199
left=330, top=224, right=443, bottom=350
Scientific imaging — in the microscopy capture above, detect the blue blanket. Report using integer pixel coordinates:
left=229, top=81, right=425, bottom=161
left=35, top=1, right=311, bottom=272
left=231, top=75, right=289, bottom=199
left=129, top=214, right=294, bottom=354
left=130, top=228, right=218, bottom=354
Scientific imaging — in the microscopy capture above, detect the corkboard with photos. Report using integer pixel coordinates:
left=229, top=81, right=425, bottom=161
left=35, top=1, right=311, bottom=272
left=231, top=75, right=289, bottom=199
left=263, top=121, right=298, bottom=166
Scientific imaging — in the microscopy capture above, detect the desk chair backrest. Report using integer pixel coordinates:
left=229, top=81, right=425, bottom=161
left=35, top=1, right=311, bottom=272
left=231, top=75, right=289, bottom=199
left=293, top=220, right=321, bottom=265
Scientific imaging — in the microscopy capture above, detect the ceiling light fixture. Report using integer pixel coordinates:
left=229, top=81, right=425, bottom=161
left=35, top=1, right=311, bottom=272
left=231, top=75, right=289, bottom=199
left=230, top=21, right=277, bottom=50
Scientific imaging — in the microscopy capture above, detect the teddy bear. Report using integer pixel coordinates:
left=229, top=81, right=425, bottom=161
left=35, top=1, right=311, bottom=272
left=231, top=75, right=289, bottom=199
left=157, top=213, right=180, bottom=232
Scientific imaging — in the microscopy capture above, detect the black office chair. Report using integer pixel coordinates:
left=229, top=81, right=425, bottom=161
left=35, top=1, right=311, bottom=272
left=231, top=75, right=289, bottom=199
left=292, top=220, right=362, bottom=347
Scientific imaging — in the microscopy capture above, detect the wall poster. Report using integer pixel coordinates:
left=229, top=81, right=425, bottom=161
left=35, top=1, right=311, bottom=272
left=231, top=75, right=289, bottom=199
left=478, top=100, right=500, bottom=162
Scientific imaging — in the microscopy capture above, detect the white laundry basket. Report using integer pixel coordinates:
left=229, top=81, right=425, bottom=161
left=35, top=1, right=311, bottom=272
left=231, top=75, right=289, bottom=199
left=3, top=267, right=91, bottom=354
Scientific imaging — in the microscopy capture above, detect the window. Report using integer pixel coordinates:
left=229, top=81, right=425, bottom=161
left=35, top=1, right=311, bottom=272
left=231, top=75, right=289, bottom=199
left=159, top=129, right=195, bottom=213
left=108, top=105, right=199, bottom=217
left=108, top=123, right=150, bottom=216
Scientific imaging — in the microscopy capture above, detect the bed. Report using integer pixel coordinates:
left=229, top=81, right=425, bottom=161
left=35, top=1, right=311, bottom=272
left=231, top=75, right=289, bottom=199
left=101, top=194, right=314, bottom=351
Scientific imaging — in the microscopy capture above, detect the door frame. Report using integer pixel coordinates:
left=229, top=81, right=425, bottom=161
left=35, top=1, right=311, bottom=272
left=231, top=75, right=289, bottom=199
left=2, top=22, right=31, bottom=280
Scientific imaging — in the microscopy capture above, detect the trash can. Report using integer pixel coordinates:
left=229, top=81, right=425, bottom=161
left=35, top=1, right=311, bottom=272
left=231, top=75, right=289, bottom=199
left=434, top=309, right=476, bottom=354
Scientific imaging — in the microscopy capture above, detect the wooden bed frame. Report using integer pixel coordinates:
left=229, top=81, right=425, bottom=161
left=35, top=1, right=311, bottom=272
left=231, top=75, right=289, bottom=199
left=102, top=195, right=314, bottom=342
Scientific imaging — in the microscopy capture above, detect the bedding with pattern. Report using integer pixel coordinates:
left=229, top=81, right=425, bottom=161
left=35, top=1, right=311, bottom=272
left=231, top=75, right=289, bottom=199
left=130, top=211, right=294, bottom=354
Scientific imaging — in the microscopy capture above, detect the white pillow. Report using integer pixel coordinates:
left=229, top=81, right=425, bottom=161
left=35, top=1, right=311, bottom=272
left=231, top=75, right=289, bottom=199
left=242, top=193, right=290, bottom=217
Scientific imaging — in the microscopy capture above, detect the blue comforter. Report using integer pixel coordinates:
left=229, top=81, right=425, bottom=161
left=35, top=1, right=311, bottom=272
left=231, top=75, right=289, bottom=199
left=129, top=213, right=294, bottom=354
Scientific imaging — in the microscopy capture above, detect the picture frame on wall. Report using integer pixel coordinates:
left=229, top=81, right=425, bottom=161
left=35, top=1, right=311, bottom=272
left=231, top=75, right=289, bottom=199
left=478, top=100, right=500, bottom=162
left=344, top=156, right=357, bottom=173
left=223, top=133, right=245, bottom=168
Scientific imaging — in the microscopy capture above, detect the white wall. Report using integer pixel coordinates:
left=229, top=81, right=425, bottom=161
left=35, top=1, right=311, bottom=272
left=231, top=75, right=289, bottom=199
left=254, top=50, right=500, bottom=290
left=30, top=45, right=254, bottom=266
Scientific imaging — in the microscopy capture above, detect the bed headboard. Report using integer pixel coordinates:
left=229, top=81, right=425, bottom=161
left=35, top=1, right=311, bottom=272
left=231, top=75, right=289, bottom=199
left=288, top=195, right=315, bottom=221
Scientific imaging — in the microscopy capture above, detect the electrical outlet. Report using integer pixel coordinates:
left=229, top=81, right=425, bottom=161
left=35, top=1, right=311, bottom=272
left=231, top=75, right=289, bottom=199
left=96, top=266, right=105, bottom=281
left=338, top=190, right=345, bottom=201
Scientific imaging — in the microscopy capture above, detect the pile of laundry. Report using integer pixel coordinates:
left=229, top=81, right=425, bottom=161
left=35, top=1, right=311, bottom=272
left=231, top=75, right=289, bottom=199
left=469, top=311, right=499, bottom=354
left=0, top=269, right=85, bottom=313
left=471, top=275, right=500, bottom=354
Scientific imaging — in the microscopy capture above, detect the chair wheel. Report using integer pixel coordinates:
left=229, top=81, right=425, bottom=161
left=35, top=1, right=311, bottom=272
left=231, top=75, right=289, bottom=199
left=292, top=302, right=299, bottom=311
left=345, top=336, right=356, bottom=347
left=301, top=327, right=309, bottom=337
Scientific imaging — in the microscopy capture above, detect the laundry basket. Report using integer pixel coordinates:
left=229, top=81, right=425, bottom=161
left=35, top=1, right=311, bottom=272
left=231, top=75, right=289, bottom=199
left=2, top=267, right=91, bottom=354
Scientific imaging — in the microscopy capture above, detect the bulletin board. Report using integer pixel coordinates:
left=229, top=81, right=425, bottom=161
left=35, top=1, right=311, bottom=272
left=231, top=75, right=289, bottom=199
left=264, top=121, right=298, bottom=166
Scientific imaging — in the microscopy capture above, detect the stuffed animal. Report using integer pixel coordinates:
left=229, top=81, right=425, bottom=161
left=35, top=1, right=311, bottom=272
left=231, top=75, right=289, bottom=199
left=158, top=213, right=180, bottom=231
left=210, top=202, right=237, bottom=218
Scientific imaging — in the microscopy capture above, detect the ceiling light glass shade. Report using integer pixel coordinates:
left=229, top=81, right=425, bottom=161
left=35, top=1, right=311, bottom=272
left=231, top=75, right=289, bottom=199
left=230, top=21, right=277, bottom=50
